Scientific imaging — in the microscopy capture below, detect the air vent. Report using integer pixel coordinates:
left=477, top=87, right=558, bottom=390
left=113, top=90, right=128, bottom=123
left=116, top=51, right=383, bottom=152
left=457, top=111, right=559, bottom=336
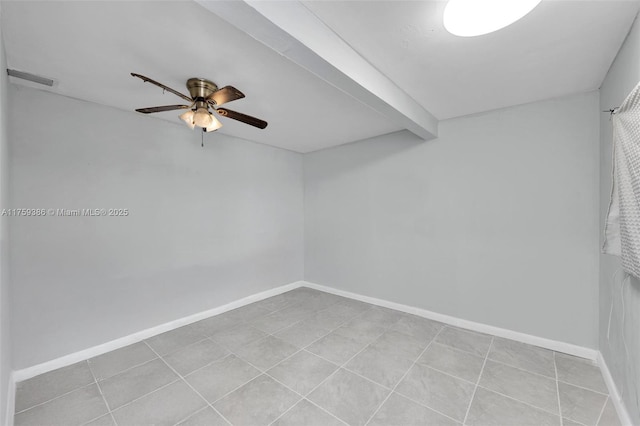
left=6, top=69, right=54, bottom=87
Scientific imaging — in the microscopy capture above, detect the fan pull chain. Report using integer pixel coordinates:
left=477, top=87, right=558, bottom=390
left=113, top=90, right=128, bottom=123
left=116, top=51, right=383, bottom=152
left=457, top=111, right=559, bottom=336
left=201, top=129, right=204, bottom=147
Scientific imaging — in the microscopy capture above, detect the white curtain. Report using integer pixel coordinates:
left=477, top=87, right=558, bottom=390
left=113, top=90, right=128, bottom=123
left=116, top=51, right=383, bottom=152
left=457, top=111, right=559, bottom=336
left=603, top=81, right=640, bottom=278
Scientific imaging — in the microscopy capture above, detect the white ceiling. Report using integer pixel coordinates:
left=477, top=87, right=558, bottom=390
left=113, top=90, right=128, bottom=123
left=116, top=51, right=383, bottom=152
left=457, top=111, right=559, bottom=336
left=303, top=0, right=640, bottom=120
left=2, top=0, right=639, bottom=152
left=0, top=0, right=400, bottom=153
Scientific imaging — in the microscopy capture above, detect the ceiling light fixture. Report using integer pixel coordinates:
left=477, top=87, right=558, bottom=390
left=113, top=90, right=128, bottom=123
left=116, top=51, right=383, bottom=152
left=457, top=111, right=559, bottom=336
left=204, top=116, right=223, bottom=132
left=193, top=107, right=213, bottom=128
left=443, top=0, right=542, bottom=37
left=179, top=110, right=196, bottom=129
left=179, top=105, right=223, bottom=132
left=132, top=74, right=268, bottom=132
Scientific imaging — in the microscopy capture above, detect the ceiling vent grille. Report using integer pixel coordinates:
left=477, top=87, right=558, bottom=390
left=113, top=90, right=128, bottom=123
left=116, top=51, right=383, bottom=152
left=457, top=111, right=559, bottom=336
left=6, top=69, right=54, bottom=86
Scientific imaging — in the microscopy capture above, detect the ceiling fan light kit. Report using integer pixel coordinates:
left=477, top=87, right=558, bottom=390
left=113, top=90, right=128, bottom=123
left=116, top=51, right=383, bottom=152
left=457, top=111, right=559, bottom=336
left=131, top=73, right=267, bottom=134
left=193, top=107, right=213, bottom=128
left=205, top=117, right=223, bottom=132
left=179, top=110, right=196, bottom=129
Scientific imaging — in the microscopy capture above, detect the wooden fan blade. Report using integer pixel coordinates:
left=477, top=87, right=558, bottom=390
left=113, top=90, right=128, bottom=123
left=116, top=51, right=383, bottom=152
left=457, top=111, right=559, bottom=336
left=135, top=104, right=191, bottom=114
left=131, top=73, right=193, bottom=103
left=216, top=108, right=268, bottom=129
left=207, top=86, right=245, bottom=106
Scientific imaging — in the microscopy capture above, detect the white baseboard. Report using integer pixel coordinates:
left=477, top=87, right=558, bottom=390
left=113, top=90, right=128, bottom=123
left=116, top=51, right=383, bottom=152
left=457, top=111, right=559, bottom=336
left=4, top=372, right=14, bottom=426
left=598, top=353, right=634, bottom=426
left=302, top=281, right=599, bottom=360
left=12, top=281, right=305, bottom=383
left=10, top=279, right=601, bottom=390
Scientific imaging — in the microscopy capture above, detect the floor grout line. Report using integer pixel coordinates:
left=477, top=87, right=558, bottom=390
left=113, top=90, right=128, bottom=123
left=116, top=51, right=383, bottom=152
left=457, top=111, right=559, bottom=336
left=594, top=396, right=610, bottom=426
left=556, top=379, right=610, bottom=396
left=567, top=419, right=589, bottom=426
left=268, top=398, right=349, bottom=426
left=361, top=351, right=564, bottom=425
left=104, top=342, right=569, bottom=426
left=409, top=349, right=566, bottom=415
left=181, top=304, right=362, bottom=384
left=364, top=326, right=449, bottom=425
left=374, top=332, right=478, bottom=424
left=483, top=355, right=557, bottom=381
left=198, top=359, right=263, bottom=406
left=171, top=406, right=212, bottom=426
left=14, top=292, right=375, bottom=417
left=14, top=289, right=619, bottom=426
left=249, top=303, right=376, bottom=373
left=79, top=413, right=114, bottom=426
left=410, top=362, right=479, bottom=387
left=473, top=385, right=563, bottom=419
left=462, top=336, right=494, bottom=425
left=264, top=398, right=304, bottom=426
left=151, top=335, right=214, bottom=357
left=18, top=314, right=269, bottom=416
left=389, top=390, right=465, bottom=425
left=18, top=317, right=461, bottom=425
left=263, top=307, right=400, bottom=425
left=181, top=352, right=235, bottom=379
left=170, top=296, right=368, bottom=424
left=429, top=340, right=487, bottom=359
left=143, top=341, right=233, bottom=426
left=107, top=378, right=182, bottom=415
left=75, top=316, right=590, bottom=422
left=206, top=296, right=356, bottom=355
left=86, top=361, right=118, bottom=426
left=89, top=354, right=161, bottom=384
left=262, top=373, right=345, bottom=426
left=9, top=293, right=385, bottom=424
left=194, top=290, right=337, bottom=343
left=207, top=343, right=346, bottom=426
left=555, top=351, right=564, bottom=426
left=13, top=378, right=97, bottom=416
left=394, top=356, right=566, bottom=420
left=303, top=398, right=351, bottom=426
left=266, top=340, right=381, bottom=426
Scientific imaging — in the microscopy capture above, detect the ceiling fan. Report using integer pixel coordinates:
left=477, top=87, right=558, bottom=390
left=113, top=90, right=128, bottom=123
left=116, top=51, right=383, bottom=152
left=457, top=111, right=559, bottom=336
left=131, top=73, right=268, bottom=132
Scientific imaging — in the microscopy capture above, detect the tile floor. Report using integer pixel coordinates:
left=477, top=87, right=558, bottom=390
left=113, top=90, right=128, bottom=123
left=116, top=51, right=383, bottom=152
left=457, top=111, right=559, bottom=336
left=14, top=287, right=621, bottom=426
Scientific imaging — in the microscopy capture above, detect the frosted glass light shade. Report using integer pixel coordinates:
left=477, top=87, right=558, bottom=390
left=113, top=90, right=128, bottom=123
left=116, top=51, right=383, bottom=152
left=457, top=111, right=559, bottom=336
left=193, top=107, right=213, bottom=128
left=179, top=110, right=196, bottom=129
left=205, top=114, right=223, bottom=132
left=444, top=0, right=541, bottom=37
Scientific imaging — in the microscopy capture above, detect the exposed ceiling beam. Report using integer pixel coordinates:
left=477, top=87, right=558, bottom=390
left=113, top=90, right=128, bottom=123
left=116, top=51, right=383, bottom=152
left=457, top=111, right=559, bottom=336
left=195, top=0, right=438, bottom=141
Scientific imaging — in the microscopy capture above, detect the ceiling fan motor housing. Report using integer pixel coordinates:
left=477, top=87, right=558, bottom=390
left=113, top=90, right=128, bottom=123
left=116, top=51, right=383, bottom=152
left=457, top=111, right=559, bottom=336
left=186, top=78, right=219, bottom=102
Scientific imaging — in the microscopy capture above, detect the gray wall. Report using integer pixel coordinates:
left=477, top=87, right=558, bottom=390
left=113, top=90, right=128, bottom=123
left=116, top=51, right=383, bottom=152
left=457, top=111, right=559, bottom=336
left=0, top=7, right=12, bottom=425
left=305, top=91, right=600, bottom=348
left=599, top=15, right=640, bottom=425
left=9, top=85, right=304, bottom=369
